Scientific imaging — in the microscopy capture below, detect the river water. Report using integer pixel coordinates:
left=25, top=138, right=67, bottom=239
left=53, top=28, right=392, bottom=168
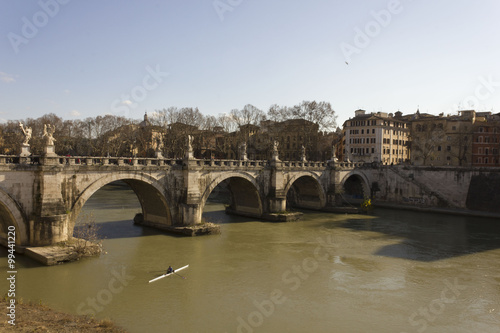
left=2, top=182, right=500, bottom=333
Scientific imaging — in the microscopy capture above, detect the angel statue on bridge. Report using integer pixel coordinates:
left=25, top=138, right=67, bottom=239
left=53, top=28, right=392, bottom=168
left=272, top=140, right=279, bottom=152
left=43, top=124, right=57, bottom=146
left=19, top=122, right=32, bottom=146
left=186, top=135, right=193, bottom=152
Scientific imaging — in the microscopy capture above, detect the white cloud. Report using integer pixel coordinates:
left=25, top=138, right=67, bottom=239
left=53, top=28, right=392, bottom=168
left=69, top=110, right=81, bottom=117
left=122, top=100, right=133, bottom=105
left=0, top=72, right=15, bottom=83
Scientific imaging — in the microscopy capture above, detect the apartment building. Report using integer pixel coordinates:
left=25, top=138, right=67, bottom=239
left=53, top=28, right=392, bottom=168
left=343, top=110, right=410, bottom=164
left=472, top=112, right=500, bottom=167
left=410, top=110, right=475, bottom=166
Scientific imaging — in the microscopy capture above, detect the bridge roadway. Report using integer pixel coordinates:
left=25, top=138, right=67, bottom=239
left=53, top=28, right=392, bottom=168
left=0, top=154, right=367, bottom=247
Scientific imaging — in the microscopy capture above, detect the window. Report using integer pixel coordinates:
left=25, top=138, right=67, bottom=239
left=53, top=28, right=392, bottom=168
left=372, top=148, right=375, bottom=153
left=372, top=129, right=375, bottom=134
left=447, top=146, right=451, bottom=151
left=437, top=146, right=442, bottom=151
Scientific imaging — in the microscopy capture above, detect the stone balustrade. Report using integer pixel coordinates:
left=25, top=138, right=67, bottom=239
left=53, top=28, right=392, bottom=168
left=0, top=154, right=363, bottom=170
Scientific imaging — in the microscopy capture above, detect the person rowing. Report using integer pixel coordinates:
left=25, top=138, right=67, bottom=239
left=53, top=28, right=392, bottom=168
left=166, top=266, right=175, bottom=275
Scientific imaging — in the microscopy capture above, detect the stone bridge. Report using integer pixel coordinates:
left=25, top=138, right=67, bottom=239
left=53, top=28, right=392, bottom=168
left=0, top=154, right=368, bottom=247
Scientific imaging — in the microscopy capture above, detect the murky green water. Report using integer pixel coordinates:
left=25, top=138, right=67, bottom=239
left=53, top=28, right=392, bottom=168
left=2, top=183, right=500, bottom=332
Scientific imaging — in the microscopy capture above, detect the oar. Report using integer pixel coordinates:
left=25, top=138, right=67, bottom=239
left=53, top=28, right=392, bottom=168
left=174, top=272, right=187, bottom=280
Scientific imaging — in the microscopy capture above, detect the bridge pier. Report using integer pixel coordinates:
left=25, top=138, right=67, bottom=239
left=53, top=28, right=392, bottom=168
left=180, top=203, right=202, bottom=225
left=30, top=214, right=70, bottom=246
left=268, top=197, right=286, bottom=213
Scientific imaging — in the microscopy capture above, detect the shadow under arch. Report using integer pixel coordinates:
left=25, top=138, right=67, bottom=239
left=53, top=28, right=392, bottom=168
left=284, top=173, right=326, bottom=210
left=341, top=171, right=371, bottom=203
left=0, top=189, right=28, bottom=246
left=70, top=173, right=173, bottom=232
left=201, top=172, right=263, bottom=218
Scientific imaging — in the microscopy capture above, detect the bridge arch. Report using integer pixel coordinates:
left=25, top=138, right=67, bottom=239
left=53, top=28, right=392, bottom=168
left=340, top=170, right=371, bottom=202
left=71, top=172, right=173, bottom=230
left=201, top=172, right=263, bottom=217
left=0, top=188, right=28, bottom=246
left=284, top=172, right=327, bottom=210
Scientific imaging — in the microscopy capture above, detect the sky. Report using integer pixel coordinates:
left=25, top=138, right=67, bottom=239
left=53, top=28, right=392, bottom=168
left=1, top=0, right=500, bottom=127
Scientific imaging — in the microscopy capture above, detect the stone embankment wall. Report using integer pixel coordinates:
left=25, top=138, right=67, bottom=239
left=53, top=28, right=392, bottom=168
left=366, top=165, right=500, bottom=213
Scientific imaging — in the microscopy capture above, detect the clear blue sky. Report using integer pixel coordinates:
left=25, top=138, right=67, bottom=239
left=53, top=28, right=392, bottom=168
left=1, top=0, right=499, bottom=127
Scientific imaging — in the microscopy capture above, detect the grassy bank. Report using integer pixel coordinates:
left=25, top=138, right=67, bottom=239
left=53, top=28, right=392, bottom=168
left=0, top=298, right=127, bottom=332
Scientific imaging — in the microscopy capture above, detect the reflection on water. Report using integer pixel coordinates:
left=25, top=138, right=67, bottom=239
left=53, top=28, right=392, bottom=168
left=1, top=183, right=499, bottom=333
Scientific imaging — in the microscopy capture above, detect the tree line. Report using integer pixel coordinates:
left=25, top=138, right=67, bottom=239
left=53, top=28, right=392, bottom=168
left=0, top=101, right=337, bottom=158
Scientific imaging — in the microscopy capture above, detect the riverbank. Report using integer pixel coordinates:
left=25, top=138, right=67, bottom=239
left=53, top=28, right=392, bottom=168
left=0, top=298, right=127, bottom=332
left=373, top=201, right=500, bottom=219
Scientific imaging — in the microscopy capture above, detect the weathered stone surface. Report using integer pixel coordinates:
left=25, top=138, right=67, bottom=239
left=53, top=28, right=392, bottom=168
left=262, top=212, right=303, bottom=222
left=25, top=239, right=101, bottom=265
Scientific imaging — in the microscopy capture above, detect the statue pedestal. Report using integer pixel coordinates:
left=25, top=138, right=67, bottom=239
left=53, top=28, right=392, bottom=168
left=185, top=150, right=194, bottom=159
left=44, top=145, right=57, bottom=157
left=155, top=150, right=163, bottom=159
left=20, top=145, right=30, bottom=157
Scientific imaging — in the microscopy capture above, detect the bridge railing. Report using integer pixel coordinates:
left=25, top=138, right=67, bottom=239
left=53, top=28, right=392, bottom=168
left=281, top=161, right=328, bottom=168
left=57, top=156, right=184, bottom=166
left=193, top=159, right=330, bottom=169
left=0, top=155, right=18, bottom=165
left=335, top=161, right=365, bottom=168
left=0, top=154, right=362, bottom=170
left=196, top=159, right=269, bottom=168
left=0, top=155, right=185, bottom=167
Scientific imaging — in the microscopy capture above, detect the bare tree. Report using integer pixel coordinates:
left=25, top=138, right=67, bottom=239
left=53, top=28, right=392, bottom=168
left=290, top=101, right=337, bottom=132
left=411, top=123, right=445, bottom=165
left=450, top=125, right=472, bottom=166
left=268, top=104, right=291, bottom=122
left=216, top=113, right=237, bottom=133
left=72, top=212, right=103, bottom=258
left=230, top=104, right=266, bottom=128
